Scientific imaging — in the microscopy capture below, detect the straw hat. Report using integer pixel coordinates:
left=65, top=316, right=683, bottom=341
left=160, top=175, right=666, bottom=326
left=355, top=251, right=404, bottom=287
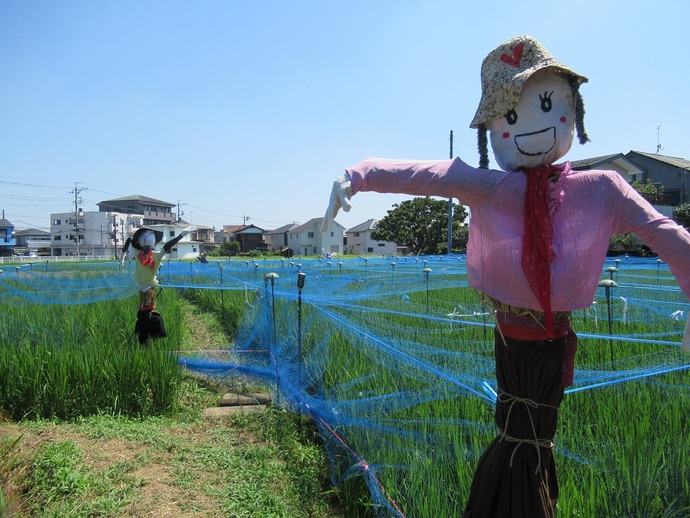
left=132, top=227, right=164, bottom=250
left=470, top=35, right=588, bottom=129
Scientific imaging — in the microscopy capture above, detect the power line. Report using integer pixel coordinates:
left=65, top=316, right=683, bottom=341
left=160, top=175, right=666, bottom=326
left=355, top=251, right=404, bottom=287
left=0, top=180, right=70, bottom=189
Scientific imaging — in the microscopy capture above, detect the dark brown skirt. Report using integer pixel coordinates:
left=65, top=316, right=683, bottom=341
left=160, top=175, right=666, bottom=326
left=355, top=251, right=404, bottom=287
left=463, top=330, right=566, bottom=518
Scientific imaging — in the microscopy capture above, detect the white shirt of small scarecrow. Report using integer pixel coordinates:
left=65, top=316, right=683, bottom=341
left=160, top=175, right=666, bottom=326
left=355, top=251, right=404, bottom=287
left=120, top=227, right=194, bottom=292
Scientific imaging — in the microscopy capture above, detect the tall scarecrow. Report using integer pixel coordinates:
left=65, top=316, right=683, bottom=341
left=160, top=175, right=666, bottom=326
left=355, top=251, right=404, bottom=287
left=322, top=35, right=690, bottom=517
left=120, top=227, right=191, bottom=345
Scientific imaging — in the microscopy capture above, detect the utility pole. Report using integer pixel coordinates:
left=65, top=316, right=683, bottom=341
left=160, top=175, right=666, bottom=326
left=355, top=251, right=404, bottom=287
left=447, top=130, right=454, bottom=255
left=677, top=168, right=688, bottom=204
left=70, top=182, right=87, bottom=257
left=112, top=213, right=118, bottom=257
left=177, top=199, right=187, bottom=222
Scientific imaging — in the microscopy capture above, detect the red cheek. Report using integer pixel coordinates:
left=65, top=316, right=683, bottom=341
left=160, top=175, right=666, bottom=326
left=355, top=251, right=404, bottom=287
left=502, top=132, right=510, bottom=139
left=560, top=116, right=567, bottom=123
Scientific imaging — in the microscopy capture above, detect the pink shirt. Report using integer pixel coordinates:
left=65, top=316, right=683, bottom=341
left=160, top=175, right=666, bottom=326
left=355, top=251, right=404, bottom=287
left=347, top=157, right=690, bottom=312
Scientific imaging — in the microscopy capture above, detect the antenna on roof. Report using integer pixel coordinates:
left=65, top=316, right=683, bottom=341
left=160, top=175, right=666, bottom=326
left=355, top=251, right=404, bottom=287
left=656, top=125, right=664, bottom=154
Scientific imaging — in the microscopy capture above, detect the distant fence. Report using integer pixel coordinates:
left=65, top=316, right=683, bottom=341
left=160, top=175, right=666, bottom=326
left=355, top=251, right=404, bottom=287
left=0, top=255, right=116, bottom=266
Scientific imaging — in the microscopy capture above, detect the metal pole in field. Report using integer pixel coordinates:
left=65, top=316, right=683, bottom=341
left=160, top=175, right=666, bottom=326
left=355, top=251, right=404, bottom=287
left=297, top=272, right=306, bottom=373
left=265, top=272, right=279, bottom=401
left=598, top=279, right=618, bottom=370
left=423, top=268, right=432, bottom=313
left=219, top=262, right=225, bottom=327
left=447, top=129, right=454, bottom=256
left=296, top=272, right=306, bottom=433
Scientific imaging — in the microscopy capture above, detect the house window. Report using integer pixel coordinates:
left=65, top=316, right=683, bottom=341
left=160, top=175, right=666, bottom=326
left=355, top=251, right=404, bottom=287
left=330, top=232, right=334, bottom=237
left=368, top=247, right=374, bottom=253
left=53, top=219, right=61, bottom=225
left=308, top=232, right=314, bottom=238
left=355, top=232, right=360, bottom=237
left=54, top=235, right=61, bottom=241
left=170, top=231, right=176, bottom=237
left=377, top=242, right=386, bottom=247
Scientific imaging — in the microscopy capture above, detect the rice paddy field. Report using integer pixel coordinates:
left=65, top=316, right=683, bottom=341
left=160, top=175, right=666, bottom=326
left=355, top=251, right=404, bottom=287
left=1, top=254, right=689, bottom=517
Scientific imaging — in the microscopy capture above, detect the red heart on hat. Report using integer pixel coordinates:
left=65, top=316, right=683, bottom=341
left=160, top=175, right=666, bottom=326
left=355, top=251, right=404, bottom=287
left=500, top=43, right=524, bottom=68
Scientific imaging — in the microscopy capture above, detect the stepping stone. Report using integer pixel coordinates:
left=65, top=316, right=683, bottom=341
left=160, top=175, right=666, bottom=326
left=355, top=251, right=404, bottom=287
left=203, top=405, right=267, bottom=418
left=220, top=392, right=272, bottom=406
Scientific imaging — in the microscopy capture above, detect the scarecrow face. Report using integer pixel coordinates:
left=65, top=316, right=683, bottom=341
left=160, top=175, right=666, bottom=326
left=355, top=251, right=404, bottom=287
left=489, top=69, right=575, bottom=170
left=139, top=230, right=156, bottom=251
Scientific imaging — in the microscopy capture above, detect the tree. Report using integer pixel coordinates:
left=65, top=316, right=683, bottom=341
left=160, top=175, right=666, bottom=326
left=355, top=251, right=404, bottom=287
left=632, top=179, right=666, bottom=205
left=674, top=202, right=690, bottom=229
left=371, top=197, right=468, bottom=255
left=219, top=241, right=241, bottom=256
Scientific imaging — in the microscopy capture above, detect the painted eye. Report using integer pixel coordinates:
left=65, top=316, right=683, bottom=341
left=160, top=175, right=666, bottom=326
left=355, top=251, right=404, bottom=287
left=540, top=91, right=553, bottom=113
left=505, top=109, right=518, bottom=125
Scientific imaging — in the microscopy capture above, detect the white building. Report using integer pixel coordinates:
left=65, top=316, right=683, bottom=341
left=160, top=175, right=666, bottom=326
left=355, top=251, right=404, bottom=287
left=287, top=218, right=344, bottom=257
left=51, top=210, right=143, bottom=258
left=122, top=223, right=199, bottom=260
left=345, top=219, right=397, bottom=256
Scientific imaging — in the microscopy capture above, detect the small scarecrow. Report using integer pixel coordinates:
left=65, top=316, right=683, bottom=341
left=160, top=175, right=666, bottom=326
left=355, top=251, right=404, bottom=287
left=120, top=227, right=192, bottom=345
left=322, top=35, right=690, bottom=517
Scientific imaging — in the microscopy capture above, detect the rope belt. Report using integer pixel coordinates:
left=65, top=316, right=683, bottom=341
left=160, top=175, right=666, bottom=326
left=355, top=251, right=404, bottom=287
left=497, top=390, right=559, bottom=474
left=495, top=310, right=578, bottom=387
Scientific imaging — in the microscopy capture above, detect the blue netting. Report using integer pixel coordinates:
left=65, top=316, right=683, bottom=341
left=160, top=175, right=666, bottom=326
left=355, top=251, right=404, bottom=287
left=2, top=254, right=689, bottom=516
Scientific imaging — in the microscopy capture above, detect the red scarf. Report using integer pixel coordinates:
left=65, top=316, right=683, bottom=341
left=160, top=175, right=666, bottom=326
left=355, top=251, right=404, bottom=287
left=138, top=249, right=156, bottom=271
left=521, top=165, right=559, bottom=333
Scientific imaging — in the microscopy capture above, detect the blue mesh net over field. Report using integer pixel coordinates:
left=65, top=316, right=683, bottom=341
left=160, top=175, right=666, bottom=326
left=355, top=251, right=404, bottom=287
left=2, top=255, right=689, bottom=516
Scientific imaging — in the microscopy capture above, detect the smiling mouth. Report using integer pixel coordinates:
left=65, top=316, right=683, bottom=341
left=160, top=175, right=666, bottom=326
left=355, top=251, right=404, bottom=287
left=515, top=127, right=556, bottom=156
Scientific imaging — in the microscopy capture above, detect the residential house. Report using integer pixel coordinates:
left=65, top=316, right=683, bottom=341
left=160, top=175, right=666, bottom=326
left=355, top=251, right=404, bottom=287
left=624, top=151, right=690, bottom=206
left=287, top=218, right=344, bottom=257
left=220, top=224, right=265, bottom=253
left=570, top=153, right=646, bottom=181
left=97, top=195, right=176, bottom=226
left=51, top=210, right=143, bottom=257
left=13, top=228, right=51, bottom=256
left=345, top=219, right=397, bottom=256
left=571, top=151, right=690, bottom=207
left=264, top=223, right=299, bottom=253
left=0, top=218, right=16, bottom=257
left=186, top=223, right=216, bottom=253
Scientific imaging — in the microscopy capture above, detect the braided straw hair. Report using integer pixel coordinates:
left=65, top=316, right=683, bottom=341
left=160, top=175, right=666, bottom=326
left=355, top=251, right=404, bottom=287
left=477, top=124, right=489, bottom=169
left=568, top=75, right=589, bottom=145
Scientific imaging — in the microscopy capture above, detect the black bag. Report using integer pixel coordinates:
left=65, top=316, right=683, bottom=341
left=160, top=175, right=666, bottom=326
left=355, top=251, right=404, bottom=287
left=135, top=309, right=167, bottom=345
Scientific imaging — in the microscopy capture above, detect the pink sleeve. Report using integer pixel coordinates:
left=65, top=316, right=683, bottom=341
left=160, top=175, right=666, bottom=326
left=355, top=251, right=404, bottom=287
left=346, top=157, right=505, bottom=206
left=613, top=174, right=690, bottom=298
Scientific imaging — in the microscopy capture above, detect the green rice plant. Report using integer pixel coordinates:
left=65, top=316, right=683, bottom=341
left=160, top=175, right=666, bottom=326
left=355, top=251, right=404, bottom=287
left=0, top=291, right=185, bottom=419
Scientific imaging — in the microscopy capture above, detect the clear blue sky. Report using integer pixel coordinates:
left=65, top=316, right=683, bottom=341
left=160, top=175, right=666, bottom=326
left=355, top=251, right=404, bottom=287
left=1, top=0, right=688, bottom=232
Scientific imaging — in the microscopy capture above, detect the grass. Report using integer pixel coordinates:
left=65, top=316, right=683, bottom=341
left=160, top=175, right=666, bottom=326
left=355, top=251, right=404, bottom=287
left=0, top=406, right=336, bottom=517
